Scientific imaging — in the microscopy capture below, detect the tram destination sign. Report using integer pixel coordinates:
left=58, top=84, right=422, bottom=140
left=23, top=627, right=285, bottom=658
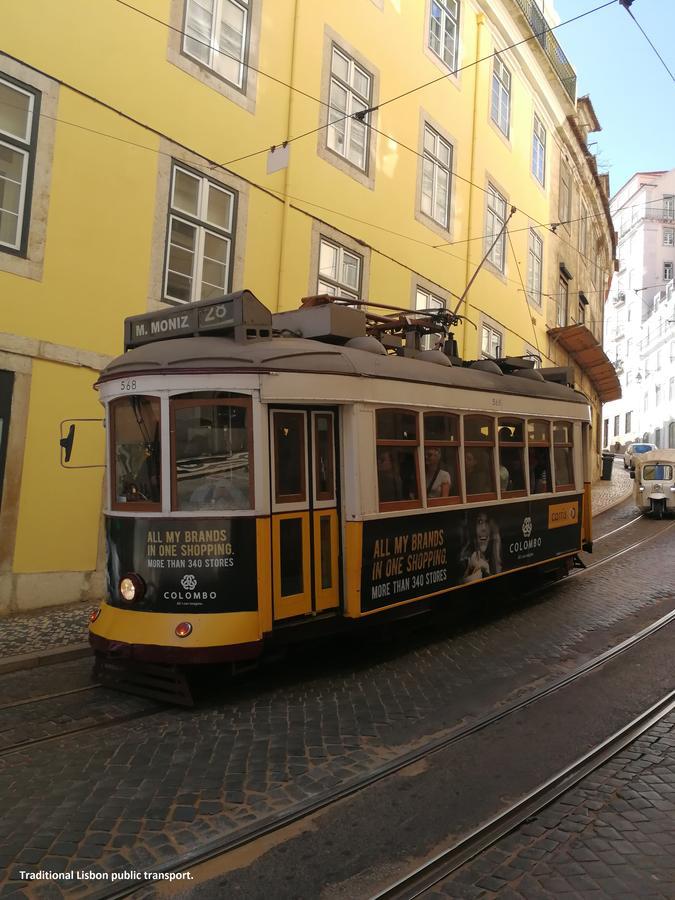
left=124, top=291, right=272, bottom=350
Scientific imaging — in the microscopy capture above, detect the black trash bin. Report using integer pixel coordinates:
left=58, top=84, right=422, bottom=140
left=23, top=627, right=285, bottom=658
left=601, top=452, right=614, bottom=480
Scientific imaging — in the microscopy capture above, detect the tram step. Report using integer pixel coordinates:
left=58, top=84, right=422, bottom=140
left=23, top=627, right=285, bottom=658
left=94, top=656, right=194, bottom=707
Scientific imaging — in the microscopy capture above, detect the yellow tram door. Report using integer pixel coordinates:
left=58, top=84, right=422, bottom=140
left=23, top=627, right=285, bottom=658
left=270, top=409, right=341, bottom=621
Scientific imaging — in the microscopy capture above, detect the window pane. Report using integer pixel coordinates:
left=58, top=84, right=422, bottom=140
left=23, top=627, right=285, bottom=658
left=0, top=143, right=24, bottom=247
left=280, top=518, right=304, bottom=596
left=217, top=0, right=246, bottom=85
left=349, top=117, right=367, bottom=169
left=376, top=409, right=417, bottom=441
left=421, top=158, right=434, bottom=216
left=499, top=445, right=526, bottom=492
left=314, top=414, right=335, bottom=500
left=319, top=240, right=338, bottom=281
left=352, top=65, right=370, bottom=99
left=529, top=447, right=551, bottom=493
left=332, top=48, right=350, bottom=83
left=465, top=415, right=493, bottom=442
left=553, top=422, right=573, bottom=444
left=498, top=419, right=524, bottom=442
left=0, top=81, right=32, bottom=142
left=172, top=169, right=200, bottom=216
left=341, top=250, right=360, bottom=289
left=112, top=397, right=161, bottom=505
left=425, top=445, right=458, bottom=498
left=174, top=402, right=250, bottom=510
left=377, top=447, right=419, bottom=502
left=206, top=183, right=232, bottom=229
left=184, top=0, right=215, bottom=64
left=274, top=412, right=305, bottom=501
left=319, top=516, right=333, bottom=589
left=425, top=413, right=458, bottom=442
left=464, top=446, right=495, bottom=495
left=554, top=446, right=574, bottom=487
left=528, top=420, right=550, bottom=443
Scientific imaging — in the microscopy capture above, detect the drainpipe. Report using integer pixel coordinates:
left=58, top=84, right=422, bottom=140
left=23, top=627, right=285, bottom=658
left=462, top=11, right=485, bottom=357
left=276, top=0, right=301, bottom=311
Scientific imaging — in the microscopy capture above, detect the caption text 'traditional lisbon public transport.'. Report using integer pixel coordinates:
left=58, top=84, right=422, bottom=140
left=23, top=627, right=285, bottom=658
left=81, top=290, right=594, bottom=695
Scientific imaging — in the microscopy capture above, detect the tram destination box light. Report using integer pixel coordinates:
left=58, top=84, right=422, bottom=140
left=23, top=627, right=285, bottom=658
left=124, top=290, right=273, bottom=350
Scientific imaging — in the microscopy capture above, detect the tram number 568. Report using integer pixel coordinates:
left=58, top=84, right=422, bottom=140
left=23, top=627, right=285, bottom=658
left=119, top=379, right=137, bottom=392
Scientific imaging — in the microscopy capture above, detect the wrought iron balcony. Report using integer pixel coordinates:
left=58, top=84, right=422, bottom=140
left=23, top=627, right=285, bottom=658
left=513, top=0, right=576, bottom=101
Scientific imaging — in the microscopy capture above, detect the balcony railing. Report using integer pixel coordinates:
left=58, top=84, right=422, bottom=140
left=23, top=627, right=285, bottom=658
left=513, top=0, right=577, bottom=101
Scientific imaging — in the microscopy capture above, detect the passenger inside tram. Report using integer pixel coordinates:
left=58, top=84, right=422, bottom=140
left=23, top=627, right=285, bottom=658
left=464, top=448, right=494, bottom=495
left=424, top=446, right=451, bottom=498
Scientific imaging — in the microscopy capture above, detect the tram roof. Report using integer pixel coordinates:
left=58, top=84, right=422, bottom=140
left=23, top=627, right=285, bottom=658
left=101, top=335, right=589, bottom=407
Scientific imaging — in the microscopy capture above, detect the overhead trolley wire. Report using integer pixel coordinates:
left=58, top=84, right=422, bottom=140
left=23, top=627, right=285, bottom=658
left=619, top=0, right=675, bottom=84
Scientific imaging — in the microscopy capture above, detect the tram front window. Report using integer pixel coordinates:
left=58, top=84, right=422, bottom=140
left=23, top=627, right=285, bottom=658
left=173, top=399, right=252, bottom=510
left=111, top=396, right=161, bottom=508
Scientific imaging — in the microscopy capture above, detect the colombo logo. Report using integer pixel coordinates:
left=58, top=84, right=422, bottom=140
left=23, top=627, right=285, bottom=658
left=164, top=572, right=216, bottom=601
left=509, top=516, right=541, bottom=554
left=522, top=517, right=533, bottom=538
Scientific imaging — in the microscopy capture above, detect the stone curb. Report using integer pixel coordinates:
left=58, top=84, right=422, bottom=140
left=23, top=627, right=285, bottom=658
left=0, top=642, right=91, bottom=675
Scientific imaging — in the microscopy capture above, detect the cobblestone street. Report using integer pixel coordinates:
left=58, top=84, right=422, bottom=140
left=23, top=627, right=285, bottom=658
left=431, top=708, right=675, bottom=899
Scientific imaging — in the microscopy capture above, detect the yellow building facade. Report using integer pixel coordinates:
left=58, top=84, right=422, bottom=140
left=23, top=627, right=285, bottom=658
left=0, top=0, right=615, bottom=612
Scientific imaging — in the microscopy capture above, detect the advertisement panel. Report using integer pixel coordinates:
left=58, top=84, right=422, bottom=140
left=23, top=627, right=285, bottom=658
left=361, top=496, right=581, bottom=612
left=106, top=517, right=258, bottom=613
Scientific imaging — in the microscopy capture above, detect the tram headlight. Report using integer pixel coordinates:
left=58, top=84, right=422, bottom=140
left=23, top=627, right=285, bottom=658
left=119, top=573, right=145, bottom=604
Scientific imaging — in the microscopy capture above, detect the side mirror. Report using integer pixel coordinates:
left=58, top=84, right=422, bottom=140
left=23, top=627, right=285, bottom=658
left=60, top=423, right=75, bottom=463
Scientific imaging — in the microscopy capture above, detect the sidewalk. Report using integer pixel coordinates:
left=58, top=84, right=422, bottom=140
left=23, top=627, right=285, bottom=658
left=591, top=456, right=634, bottom=516
left=0, top=463, right=634, bottom=673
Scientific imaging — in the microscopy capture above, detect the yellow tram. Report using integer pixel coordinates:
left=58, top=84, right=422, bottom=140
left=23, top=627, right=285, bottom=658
left=88, top=290, right=593, bottom=674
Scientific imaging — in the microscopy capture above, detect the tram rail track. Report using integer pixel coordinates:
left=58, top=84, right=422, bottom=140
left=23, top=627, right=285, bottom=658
left=0, top=683, right=101, bottom=713
left=93, top=596, right=675, bottom=899
left=372, top=689, right=675, bottom=900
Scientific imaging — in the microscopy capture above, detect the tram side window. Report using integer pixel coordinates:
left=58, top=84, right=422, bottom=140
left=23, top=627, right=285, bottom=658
left=376, top=409, right=421, bottom=509
left=498, top=419, right=526, bottom=496
left=528, top=419, right=552, bottom=494
left=111, top=396, right=161, bottom=509
left=463, top=415, right=496, bottom=500
left=553, top=421, right=575, bottom=491
left=423, top=413, right=461, bottom=504
left=173, top=398, right=252, bottom=510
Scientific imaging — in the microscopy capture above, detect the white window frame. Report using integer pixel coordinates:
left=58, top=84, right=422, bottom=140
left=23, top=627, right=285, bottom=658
left=527, top=229, right=543, bottom=307
left=481, top=322, right=503, bottom=359
left=486, top=183, right=507, bottom=272
left=490, top=56, right=511, bottom=137
left=0, top=75, right=38, bottom=254
left=163, top=163, right=236, bottom=304
left=415, top=287, right=445, bottom=350
left=326, top=45, right=372, bottom=172
left=664, top=261, right=673, bottom=282
left=421, top=124, right=452, bottom=229
left=663, top=194, right=674, bottom=219
left=663, top=228, right=674, bottom=247
left=317, top=237, right=362, bottom=301
left=428, top=0, right=459, bottom=71
left=183, top=0, right=250, bottom=89
left=532, top=113, right=546, bottom=185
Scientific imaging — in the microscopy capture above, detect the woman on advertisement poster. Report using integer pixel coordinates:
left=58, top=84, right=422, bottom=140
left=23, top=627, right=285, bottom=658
left=462, top=510, right=502, bottom=582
